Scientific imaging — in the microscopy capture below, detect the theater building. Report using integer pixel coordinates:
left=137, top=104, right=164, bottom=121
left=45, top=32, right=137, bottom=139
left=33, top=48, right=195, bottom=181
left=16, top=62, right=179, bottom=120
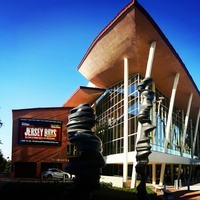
left=12, top=87, right=105, bottom=178
left=12, top=0, right=200, bottom=186
left=12, top=107, right=70, bottom=178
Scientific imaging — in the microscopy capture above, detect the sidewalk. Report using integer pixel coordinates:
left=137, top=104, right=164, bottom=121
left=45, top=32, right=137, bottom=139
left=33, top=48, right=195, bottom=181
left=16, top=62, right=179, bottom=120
left=148, top=183, right=200, bottom=200
left=1, top=176, right=200, bottom=199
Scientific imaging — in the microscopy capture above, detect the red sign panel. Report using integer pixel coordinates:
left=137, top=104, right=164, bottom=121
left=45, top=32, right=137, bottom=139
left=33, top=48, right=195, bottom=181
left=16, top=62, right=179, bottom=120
left=18, top=118, right=62, bottom=146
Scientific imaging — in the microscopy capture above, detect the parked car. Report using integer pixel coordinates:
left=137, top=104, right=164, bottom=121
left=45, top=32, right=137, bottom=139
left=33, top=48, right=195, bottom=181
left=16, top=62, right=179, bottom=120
left=42, top=168, right=71, bottom=180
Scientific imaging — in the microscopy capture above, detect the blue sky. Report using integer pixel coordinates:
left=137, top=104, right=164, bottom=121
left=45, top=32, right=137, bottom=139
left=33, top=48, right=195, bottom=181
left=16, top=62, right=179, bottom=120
left=0, top=0, right=199, bottom=159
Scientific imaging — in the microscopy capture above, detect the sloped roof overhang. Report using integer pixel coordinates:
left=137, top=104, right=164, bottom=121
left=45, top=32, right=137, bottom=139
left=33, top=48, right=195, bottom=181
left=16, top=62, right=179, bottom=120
left=62, top=86, right=106, bottom=108
left=77, top=1, right=200, bottom=121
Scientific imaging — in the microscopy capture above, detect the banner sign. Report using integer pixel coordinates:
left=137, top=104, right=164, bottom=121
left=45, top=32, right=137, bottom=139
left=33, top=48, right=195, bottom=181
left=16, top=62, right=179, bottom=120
left=18, top=118, right=62, bottom=145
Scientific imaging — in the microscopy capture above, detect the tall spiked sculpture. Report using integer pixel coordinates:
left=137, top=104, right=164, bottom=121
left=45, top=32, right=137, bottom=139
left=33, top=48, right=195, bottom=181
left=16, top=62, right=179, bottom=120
left=65, top=103, right=105, bottom=199
left=136, top=77, right=156, bottom=200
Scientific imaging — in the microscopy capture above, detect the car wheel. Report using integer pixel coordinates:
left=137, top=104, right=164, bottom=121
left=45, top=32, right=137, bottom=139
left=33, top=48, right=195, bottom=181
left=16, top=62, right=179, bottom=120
left=63, top=174, right=69, bottom=180
left=47, top=174, right=53, bottom=179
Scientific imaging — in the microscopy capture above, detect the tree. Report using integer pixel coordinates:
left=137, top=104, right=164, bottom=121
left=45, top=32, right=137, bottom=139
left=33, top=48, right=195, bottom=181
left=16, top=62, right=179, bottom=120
left=0, top=150, right=11, bottom=174
left=0, top=120, right=2, bottom=128
left=0, top=119, right=3, bottom=144
left=0, top=149, right=5, bottom=173
left=0, top=120, right=9, bottom=173
left=4, top=159, right=11, bottom=174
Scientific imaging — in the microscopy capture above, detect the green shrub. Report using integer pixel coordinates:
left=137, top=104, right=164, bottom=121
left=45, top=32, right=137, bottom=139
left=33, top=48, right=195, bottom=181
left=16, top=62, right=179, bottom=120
left=0, top=181, right=160, bottom=200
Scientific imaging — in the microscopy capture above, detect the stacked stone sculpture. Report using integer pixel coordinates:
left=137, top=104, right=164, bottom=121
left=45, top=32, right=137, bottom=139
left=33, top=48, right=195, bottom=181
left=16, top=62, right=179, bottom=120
left=136, top=77, right=156, bottom=200
left=65, top=103, right=105, bottom=199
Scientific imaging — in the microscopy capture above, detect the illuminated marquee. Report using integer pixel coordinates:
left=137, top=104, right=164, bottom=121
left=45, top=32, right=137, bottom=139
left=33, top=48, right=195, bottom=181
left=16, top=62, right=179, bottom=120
left=18, top=118, right=62, bottom=145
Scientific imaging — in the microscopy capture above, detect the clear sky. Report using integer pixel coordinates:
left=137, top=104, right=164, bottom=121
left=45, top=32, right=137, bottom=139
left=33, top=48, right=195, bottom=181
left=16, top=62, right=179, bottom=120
left=0, top=0, right=199, bottom=160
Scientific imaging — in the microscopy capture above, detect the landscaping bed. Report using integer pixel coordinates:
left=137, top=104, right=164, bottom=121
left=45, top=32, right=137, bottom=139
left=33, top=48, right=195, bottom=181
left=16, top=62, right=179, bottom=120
left=0, top=181, right=161, bottom=200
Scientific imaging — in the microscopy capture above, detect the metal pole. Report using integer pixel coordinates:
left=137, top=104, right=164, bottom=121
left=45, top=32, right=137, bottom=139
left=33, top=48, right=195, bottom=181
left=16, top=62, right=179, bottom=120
left=145, top=41, right=156, bottom=78
left=181, top=93, right=193, bottom=156
left=192, top=108, right=200, bottom=158
left=123, top=58, right=129, bottom=184
left=163, top=73, right=180, bottom=152
left=131, top=41, right=156, bottom=188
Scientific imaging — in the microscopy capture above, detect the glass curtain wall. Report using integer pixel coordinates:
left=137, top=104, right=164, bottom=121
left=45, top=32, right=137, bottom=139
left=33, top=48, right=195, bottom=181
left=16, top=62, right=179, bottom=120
left=95, top=73, right=199, bottom=159
left=96, top=73, right=141, bottom=156
left=152, top=89, right=199, bottom=158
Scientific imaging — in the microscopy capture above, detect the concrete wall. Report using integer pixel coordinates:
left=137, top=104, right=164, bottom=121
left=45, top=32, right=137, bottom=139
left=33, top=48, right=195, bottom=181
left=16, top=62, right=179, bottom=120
left=100, top=175, right=123, bottom=188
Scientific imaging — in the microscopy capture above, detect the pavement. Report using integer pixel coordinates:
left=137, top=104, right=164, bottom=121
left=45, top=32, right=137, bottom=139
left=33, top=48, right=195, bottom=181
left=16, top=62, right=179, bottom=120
left=147, top=183, right=200, bottom=200
left=1, top=175, right=200, bottom=199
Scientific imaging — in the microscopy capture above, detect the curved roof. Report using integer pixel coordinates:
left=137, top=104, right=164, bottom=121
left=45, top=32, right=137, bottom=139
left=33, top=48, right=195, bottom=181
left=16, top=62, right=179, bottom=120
left=77, top=1, right=200, bottom=121
left=62, top=86, right=105, bottom=107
